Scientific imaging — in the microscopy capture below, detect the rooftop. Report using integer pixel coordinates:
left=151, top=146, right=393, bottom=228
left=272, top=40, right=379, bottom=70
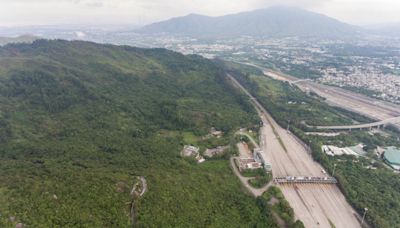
left=384, top=146, right=400, bottom=166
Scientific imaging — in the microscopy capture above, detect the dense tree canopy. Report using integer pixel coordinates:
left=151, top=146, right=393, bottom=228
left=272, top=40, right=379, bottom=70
left=0, top=40, right=275, bottom=227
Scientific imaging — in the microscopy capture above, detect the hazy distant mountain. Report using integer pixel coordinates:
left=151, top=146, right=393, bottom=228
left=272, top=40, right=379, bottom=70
left=0, top=34, right=38, bottom=46
left=138, top=6, right=361, bottom=39
left=369, top=23, right=400, bottom=37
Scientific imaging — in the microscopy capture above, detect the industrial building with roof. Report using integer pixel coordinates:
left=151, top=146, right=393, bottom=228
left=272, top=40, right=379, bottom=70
left=383, top=146, right=400, bottom=170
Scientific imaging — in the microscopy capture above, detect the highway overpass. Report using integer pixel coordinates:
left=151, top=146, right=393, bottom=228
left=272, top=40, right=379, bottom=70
left=226, top=73, right=362, bottom=228
left=314, top=116, right=400, bottom=130
left=275, top=176, right=338, bottom=184
left=236, top=61, right=400, bottom=131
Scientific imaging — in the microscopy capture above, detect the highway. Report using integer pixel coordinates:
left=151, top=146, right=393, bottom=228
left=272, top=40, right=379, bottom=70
left=297, top=80, right=400, bottom=130
left=227, top=74, right=361, bottom=228
left=239, top=61, right=400, bottom=131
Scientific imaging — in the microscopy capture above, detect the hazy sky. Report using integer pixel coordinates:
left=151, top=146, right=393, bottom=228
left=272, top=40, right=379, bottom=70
left=0, top=0, right=399, bottom=27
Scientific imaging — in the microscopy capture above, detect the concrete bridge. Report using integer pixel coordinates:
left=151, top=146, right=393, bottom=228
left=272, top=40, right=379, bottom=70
left=314, top=116, right=400, bottom=131
left=274, top=176, right=338, bottom=184
left=291, top=79, right=312, bottom=85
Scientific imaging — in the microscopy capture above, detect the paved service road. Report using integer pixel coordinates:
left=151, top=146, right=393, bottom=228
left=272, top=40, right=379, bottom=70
left=230, top=157, right=273, bottom=197
left=236, top=132, right=259, bottom=148
left=227, top=74, right=361, bottom=228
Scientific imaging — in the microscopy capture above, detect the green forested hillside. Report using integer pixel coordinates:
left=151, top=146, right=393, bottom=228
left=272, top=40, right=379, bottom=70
left=0, top=40, right=274, bottom=227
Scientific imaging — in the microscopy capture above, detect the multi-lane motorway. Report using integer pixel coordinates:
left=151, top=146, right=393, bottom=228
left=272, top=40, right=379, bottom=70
left=227, top=74, right=361, bottom=228
left=240, top=62, right=400, bottom=130
left=263, top=68, right=400, bottom=131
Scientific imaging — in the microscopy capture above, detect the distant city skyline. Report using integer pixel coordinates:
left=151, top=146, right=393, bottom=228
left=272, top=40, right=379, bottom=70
left=0, top=0, right=399, bottom=27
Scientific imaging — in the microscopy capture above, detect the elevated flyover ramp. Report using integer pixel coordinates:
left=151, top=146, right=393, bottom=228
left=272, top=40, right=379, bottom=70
left=237, top=61, right=400, bottom=131
left=314, top=116, right=400, bottom=130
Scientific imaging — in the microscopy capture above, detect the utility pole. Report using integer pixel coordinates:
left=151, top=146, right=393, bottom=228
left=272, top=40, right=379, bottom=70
left=332, top=163, right=337, bottom=176
left=361, top=208, right=368, bottom=226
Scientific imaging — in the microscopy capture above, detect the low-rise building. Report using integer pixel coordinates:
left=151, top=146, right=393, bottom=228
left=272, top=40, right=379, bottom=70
left=383, top=146, right=400, bottom=170
left=204, top=146, right=229, bottom=158
left=181, top=145, right=205, bottom=163
left=237, top=158, right=262, bottom=171
left=181, top=145, right=200, bottom=157
left=322, top=145, right=360, bottom=157
left=210, top=127, right=223, bottom=138
left=253, top=148, right=272, bottom=171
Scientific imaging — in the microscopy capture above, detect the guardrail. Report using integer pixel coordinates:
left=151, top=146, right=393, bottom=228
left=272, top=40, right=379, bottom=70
left=274, top=176, right=337, bottom=184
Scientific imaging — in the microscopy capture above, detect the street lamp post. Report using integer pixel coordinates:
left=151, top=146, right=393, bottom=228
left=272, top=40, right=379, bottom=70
left=361, top=207, right=368, bottom=226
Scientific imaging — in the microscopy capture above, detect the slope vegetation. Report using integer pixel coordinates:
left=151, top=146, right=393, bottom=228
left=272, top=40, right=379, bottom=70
left=0, top=40, right=276, bottom=227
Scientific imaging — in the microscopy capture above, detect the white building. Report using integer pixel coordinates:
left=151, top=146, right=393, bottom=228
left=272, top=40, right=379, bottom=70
left=253, top=148, right=272, bottom=171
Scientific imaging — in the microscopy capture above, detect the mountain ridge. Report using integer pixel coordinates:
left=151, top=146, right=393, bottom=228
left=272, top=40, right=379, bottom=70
left=138, top=6, right=362, bottom=38
left=0, top=34, right=38, bottom=46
